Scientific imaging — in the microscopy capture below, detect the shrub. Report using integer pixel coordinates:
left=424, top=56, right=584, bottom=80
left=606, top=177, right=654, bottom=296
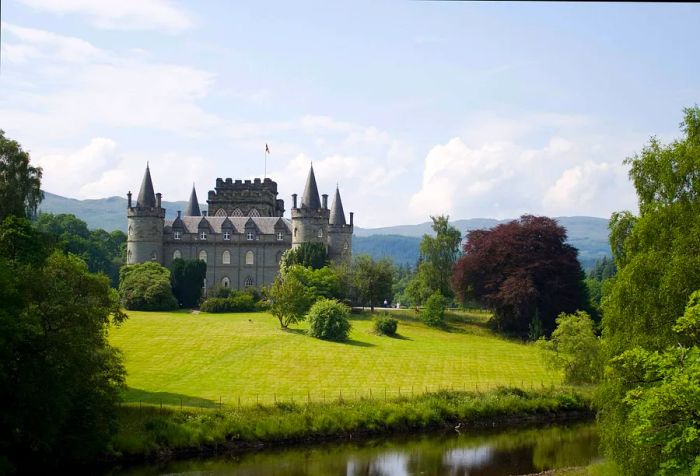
left=207, top=285, right=232, bottom=299
left=199, top=291, right=256, bottom=313
left=307, top=298, right=351, bottom=341
left=421, top=291, right=446, bottom=327
left=374, top=316, right=398, bottom=336
left=118, top=262, right=177, bottom=311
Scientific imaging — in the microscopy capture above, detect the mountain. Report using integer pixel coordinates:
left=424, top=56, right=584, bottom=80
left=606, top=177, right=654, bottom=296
left=38, top=192, right=611, bottom=270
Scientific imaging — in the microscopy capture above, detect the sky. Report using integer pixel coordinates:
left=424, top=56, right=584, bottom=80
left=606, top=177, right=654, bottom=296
left=1, top=1, right=699, bottom=227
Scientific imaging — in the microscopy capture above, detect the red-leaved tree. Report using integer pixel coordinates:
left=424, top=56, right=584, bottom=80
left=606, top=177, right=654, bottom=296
left=451, top=215, right=589, bottom=337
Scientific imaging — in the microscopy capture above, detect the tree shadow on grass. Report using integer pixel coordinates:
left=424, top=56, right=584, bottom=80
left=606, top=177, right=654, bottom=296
left=343, top=338, right=375, bottom=347
left=283, top=328, right=307, bottom=336
left=123, top=388, right=217, bottom=409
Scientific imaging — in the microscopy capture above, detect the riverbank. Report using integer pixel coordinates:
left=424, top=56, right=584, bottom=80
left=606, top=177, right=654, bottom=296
left=105, top=387, right=594, bottom=469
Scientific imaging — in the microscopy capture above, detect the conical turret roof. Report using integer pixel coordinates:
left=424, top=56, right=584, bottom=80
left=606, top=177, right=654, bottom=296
left=329, top=186, right=346, bottom=225
left=185, top=184, right=201, bottom=216
left=301, top=164, right=322, bottom=209
left=136, top=163, right=156, bottom=208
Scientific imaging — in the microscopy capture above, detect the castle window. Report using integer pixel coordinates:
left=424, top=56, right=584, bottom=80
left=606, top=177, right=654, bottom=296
left=294, top=227, right=297, bottom=237
left=173, top=250, right=182, bottom=260
left=344, top=241, right=349, bottom=251
left=128, top=226, right=133, bottom=237
left=248, top=208, right=260, bottom=217
left=200, top=231, right=207, bottom=240
left=223, top=231, right=231, bottom=240
left=222, top=250, right=231, bottom=265
left=151, top=251, right=158, bottom=261
left=127, top=249, right=133, bottom=264
left=199, top=250, right=207, bottom=263
left=277, top=232, right=283, bottom=241
left=246, top=232, right=254, bottom=241
left=244, top=276, right=254, bottom=287
left=245, top=250, right=254, bottom=265
left=232, top=208, right=243, bottom=217
left=317, top=229, right=323, bottom=238
left=221, top=277, right=230, bottom=288
left=174, top=231, right=181, bottom=240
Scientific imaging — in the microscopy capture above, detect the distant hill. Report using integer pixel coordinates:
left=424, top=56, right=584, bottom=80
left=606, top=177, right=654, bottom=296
left=38, top=191, right=611, bottom=270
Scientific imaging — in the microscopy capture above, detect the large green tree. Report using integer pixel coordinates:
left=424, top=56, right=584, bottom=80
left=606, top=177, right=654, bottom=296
left=351, top=255, right=394, bottom=311
left=170, top=258, right=207, bottom=308
left=268, top=272, right=313, bottom=329
left=406, top=215, right=461, bottom=304
left=118, top=262, right=178, bottom=311
left=599, top=106, right=700, bottom=474
left=0, top=130, right=43, bottom=220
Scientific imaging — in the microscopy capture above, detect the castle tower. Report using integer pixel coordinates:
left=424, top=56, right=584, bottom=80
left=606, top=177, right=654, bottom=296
left=327, top=185, right=353, bottom=264
left=185, top=184, right=201, bottom=216
left=126, top=164, right=166, bottom=264
left=291, top=164, right=329, bottom=249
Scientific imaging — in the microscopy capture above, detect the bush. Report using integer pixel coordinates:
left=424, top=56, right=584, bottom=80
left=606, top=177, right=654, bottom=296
left=374, top=316, right=398, bottom=336
left=307, top=298, right=351, bottom=341
left=119, top=262, right=177, bottom=311
left=200, top=291, right=256, bottom=313
left=421, top=291, right=446, bottom=327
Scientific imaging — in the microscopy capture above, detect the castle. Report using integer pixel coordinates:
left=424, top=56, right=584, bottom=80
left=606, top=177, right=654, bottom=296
left=126, top=164, right=353, bottom=291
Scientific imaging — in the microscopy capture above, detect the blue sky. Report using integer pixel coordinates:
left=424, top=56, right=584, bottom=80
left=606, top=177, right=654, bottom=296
left=1, top=1, right=698, bottom=227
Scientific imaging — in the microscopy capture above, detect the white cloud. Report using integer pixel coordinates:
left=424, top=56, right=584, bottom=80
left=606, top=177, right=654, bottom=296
left=0, top=22, right=105, bottom=63
left=17, top=0, right=193, bottom=33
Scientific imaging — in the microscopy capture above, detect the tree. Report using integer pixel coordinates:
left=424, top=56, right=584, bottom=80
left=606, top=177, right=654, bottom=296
left=452, top=215, right=589, bottom=337
left=0, top=217, right=126, bottom=469
left=406, top=215, right=461, bottom=304
left=537, top=311, right=602, bottom=385
left=421, top=291, right=446, bottom=327
left=170, top=258, right=207, bottom=308
left=268, top=272, right=313, bottom=329
left=598, top=106, right=700, bottom=473
left=285, top=264, right=346, bottom=301
left=118, top=262, right=178, bottom=311
left=351, top=255, right=394, bottom=311
left=283, top=242, right=328, bottom=270
left=307, top=298, right=352, bottom=341
left=0, top=130, right=43, bottom=220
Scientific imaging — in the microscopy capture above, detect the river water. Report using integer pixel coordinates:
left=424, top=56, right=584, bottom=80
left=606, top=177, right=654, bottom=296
left=110, top=422, right=600, bottom=476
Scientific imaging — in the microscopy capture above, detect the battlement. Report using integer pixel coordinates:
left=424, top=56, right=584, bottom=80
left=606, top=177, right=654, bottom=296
left=214, top=177, right=278, bottom=193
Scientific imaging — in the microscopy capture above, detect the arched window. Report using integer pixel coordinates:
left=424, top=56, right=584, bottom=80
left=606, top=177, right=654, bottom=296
left=317, top=228, right=323, bottom=238
left=343, top=241, right=349, bottom=251
left=245, top=250, right=254, bottom=265
left=294, top=227, right=297, bottom=237
left=244, top=276, right=254, bottom=287
left=248, top=208, right=260, bottom=217
left=151, top=251, right=158, bottom=261
left=199, top=250, right=207, bottom=263
left=128, top=225, right=133, bottom=237
left=222, top=250, right=231, bottom=264
left=221, top=276, right=230, bottom=288
left=215, top=208, right=227, bottom=217
left=127, top=249, right=133, bottom=264
left=231, top=208, right=244, bottom=217
left=173, top=249, right=182, bottom=260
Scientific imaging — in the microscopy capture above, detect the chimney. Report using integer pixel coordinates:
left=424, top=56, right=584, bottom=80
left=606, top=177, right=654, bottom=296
left=322, top=194, right=328, bottom=209
left=127, top=191, right=132, bottom=208
left=292, top=193, right=298, bottom=209
left=155, top=193, right=162, bottom=208
left=202, top=210, right=208, bottom=217
left=177, top=210, right=181, bottom=219
left=349, top=212, right=354, bottom=227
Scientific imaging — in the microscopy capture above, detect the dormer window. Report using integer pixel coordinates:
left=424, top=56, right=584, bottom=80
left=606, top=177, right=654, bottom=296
left=200, top=231, right=207, bottom=240
left=247, top=232, right=254, bottom=241
left=223, top=231, right=231, bottom=240
left=277, top=232, right=283, bottom=241
left=174, top=231, right=181, bottom=240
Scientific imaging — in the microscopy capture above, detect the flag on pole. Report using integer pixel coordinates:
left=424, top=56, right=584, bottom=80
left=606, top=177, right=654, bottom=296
left=265, top=143, right=270, bottom=154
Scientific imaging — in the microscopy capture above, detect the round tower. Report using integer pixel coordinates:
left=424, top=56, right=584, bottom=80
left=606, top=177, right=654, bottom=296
left=327, top=186, right=353, bottom=265
left=291, top=164, right=329, bottom=249
left=127, top=164, right=166, bottom=264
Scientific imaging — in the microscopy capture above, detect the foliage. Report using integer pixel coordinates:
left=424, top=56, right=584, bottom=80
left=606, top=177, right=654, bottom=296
left=598, top=106, right=700, bottom=474
left=452, top=214, right=589, bottom=337
left=199, top=291, right=257, bottom=313
left=283, top=242, right=328, bottom=270
left=268, top=272, right=314, bottom=328
left=0, top=129, right=43, bottom=220
left=391, top=263, right=414, bottom=307
left=0, top=218, right=126, bottom=469
left=170, top=258, right=207, bottom=308
left=118, top=262, right=178, bottom=311
left=537, top=311, right=602, bottom=385
left=421, top=291, right=447, bottom=327
left=351, top=254, right=394, bottom=311
left=307, top=298, right=352, bottom=341
left=588, top=256, right=617, bottom=281
left=374, top=315, right=398, bottom=336
left=285, top=264, right=346, bottom=301
left=528, top=309, right=545, bottom=341
left=35, top=213, right=126, bottom=286
left=406, top=215, right=462, bottom=304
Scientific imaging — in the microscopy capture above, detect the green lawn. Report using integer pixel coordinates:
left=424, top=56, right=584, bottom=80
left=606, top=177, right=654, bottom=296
left=109, top=309, right=562, bottom=407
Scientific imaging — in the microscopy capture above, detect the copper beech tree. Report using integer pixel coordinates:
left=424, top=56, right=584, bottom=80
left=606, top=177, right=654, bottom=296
left=451, top=215, right=589, bottom=337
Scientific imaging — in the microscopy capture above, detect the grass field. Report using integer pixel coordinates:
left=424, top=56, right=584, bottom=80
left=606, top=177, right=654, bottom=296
left=109, top=309, right=562, bottom=407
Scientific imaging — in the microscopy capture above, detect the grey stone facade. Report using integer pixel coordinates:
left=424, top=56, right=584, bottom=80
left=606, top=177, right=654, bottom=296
left=126, top=163, right=353, bottom=292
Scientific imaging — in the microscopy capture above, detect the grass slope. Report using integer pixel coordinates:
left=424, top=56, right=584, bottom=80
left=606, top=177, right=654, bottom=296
left=110, top=310, right=561, bottom=408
